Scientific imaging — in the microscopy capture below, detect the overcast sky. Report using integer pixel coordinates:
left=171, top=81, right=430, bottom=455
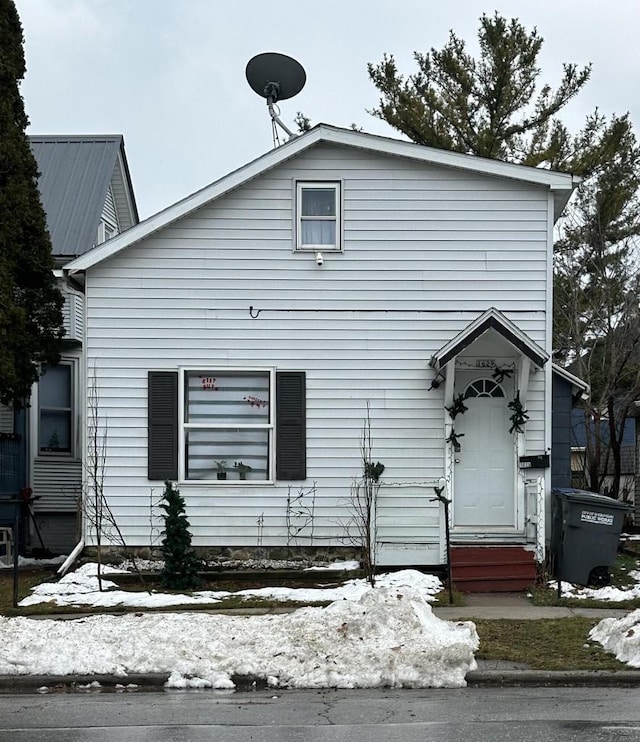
left=13, top=0, right=640, bottom=219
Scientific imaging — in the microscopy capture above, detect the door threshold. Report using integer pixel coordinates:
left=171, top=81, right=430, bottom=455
left=451, top=534, right=526, bottom=544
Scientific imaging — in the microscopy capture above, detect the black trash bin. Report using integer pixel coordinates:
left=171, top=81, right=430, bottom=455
left=551, top=488, right=631, bottom=587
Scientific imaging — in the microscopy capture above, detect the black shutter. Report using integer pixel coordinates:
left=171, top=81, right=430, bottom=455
left=148, top=371, right=178, bottom=480
left=276, top=371, right=306, bottom=480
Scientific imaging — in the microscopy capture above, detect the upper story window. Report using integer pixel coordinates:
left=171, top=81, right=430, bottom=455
left=96, top=220, right=118, bottom=245
left=39, top=363, right=73, bottom=454
left=295, top=181, right=342, bottom=252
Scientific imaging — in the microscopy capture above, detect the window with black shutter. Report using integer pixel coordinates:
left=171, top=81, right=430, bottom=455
left=148, top=369, right=306, bottom=482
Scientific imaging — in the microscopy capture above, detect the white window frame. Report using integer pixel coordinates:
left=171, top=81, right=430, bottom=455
left=178, top=367, right=275, bottom=484
left=37, top=360, right=76, bottom=457
left=96, top=220, right=118, bottom=246
left=295, top=180, right=342, bottom=252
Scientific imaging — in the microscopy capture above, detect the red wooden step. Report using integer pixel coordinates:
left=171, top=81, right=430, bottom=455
left=449, top=546, right=537, bottom=593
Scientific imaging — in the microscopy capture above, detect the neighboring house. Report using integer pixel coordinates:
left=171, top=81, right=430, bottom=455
left=570, top=408, right=636, bottom=504
left=0, top=136, right=138, bottom=555
left=552, top=367, right=590, bottom=492
left=65, top=124, right=580, bottom=589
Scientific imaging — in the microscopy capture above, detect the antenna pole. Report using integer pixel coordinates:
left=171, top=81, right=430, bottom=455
left=267, top=98, right=296, bottom=138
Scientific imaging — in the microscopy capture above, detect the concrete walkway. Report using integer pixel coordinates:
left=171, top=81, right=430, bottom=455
left=432, top=592, right=630, bottom=621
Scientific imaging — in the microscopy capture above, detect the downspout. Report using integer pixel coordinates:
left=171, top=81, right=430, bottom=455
left=57, top=266, right=87, bottom=578
left=57, top=538, right=84, bottom=576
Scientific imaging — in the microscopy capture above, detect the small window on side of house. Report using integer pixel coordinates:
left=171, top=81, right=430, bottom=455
left=96, top=221, right=118, bottom=246
left=39, top=363, right=73, bottom=454
left=295, top=181, right=341, bottom=252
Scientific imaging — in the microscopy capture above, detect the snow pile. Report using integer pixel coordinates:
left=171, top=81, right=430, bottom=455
left=0, top=586, right=478, bottom=688
left=19, top=563, right=442, bottom=609
left=590, top=610, right=640, bottom=667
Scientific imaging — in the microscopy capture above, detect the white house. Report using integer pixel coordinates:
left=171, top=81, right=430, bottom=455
left=65, top=124, right=579, bottom=589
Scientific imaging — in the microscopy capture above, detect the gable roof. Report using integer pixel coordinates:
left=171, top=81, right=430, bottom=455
left=430, top=307, right=549, bottom=370
left=66, top=124, right=578, bottom=274
left=30, top=135, right=139, bottom=260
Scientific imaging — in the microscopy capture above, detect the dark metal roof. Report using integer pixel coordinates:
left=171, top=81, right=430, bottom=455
left=571, top=408, right=635, bottom=448
left=29, top=135, right=136, bottom=258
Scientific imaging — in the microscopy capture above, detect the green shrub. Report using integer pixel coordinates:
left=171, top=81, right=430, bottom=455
left=159, top=481, right=202, bottom=590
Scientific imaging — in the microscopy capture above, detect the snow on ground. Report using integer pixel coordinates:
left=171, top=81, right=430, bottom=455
left=0, top=555, right=66, bottom=570
left=554, top=564, right=640, bottom=667
left=17, top=562, right=443, bottom=609
left=590, top=610, right=640, bottom=667
left=0, top=564, right=478, bottom=689
left=552, top=573, right=640, bottom=603
left=7, top=555, right=640, bottom=680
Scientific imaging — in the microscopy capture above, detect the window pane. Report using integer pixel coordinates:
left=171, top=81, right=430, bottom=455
left=39, top=364, right=72, bottom=453
left=185, top=372, right=270, bottom=424
left=185, top=428, right=269, bottom=480
left=301, top=220, right=336, bottom=246
left=39, top=410, right=71, bottom=451
left=301, top=188, right=335, bottom=217
left=40, top=365, right=71, bottom=408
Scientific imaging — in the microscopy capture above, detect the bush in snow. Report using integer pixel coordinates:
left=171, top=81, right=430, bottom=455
left=159, top=481, right=202, bottom=590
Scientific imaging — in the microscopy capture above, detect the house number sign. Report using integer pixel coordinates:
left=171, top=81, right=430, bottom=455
left=475, top=359, right=496, bottom=369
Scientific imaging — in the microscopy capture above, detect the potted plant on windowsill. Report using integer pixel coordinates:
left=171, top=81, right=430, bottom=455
left=234, top=461, right=252, bottom=480
left=216, top=460, right=227, bottom=480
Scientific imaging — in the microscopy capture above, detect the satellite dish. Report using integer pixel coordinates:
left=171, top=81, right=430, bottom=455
left=246, top=52, right=306, bottom=103
left=246, top=52, right=306, bottom=142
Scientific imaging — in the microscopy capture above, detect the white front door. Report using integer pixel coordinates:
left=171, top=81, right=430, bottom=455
left=453, top=374, right=516, bottom=530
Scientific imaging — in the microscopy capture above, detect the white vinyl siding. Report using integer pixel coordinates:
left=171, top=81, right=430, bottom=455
left=82, top=143, right=552, bottom=555
left=96, top=184, right=120, bottom=245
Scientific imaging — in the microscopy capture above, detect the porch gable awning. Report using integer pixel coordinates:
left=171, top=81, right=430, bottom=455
left=430, top=307, right=549, bottom=371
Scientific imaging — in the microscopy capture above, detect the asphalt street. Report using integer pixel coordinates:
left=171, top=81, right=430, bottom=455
left=1, top=687, right=640, bottom=741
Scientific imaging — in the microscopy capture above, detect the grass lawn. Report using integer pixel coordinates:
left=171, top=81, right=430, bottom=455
left=530, top=551, right=640, bottom=610
left=474, top=617, right=630, bottom=671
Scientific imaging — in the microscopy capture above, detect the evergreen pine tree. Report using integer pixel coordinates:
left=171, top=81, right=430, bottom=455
left=159, top=481, right=202, bottom=590
left=367, top=12, right=591, bottom=167
left=0, top=0, right=63, bottom=406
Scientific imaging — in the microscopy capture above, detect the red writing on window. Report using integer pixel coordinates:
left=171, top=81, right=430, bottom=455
left=244, top=395, right=268, bottom=408
left=200, top=376, right=218, bottom=391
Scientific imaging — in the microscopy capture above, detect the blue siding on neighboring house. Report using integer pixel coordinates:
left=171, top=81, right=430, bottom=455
left=552, top=374, right=573, bottom=489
